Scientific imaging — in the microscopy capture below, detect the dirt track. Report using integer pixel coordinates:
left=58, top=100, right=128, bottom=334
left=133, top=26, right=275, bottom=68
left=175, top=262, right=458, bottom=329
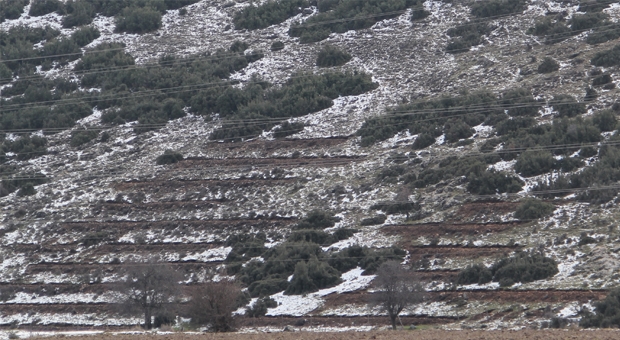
left=28, top=329, right=620, bottom=340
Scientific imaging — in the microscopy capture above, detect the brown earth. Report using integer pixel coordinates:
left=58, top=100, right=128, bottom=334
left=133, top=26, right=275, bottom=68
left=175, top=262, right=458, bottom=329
left=203, top=137, right=350, bottom=153
left=28, top=329, right=620, bottom=340
left=113, top=178, right=299, bottom=191
left=405, top=246, right=519, bottom=260
left=383, top=222, right=522, bottom=238
left=175, top=156, right=364, bottom=169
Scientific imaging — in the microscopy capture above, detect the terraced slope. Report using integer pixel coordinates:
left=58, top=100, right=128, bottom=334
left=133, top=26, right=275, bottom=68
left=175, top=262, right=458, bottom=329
left=1, top=0, right=620, bottom=332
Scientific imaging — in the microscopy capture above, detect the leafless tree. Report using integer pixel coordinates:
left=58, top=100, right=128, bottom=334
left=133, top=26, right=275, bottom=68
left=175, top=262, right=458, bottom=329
left=122, top=258, right=182, bottom=329
left=186, top=280, right=242, bottom=332
left=371, top=260, right=424, bottom=330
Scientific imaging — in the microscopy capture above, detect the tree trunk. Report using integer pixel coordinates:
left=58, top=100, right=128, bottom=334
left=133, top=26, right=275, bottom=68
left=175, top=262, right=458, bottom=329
left=390, top=314, right=397, bottom=330
left=144, top=308, right=152, bottom=330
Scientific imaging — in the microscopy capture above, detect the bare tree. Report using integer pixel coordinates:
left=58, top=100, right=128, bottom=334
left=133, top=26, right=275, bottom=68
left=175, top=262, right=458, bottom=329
left=123, top=259, right=182, bottom=329
left=371, top=260, right=424, bottom=330
left=186, top=280, right=242, bottom=332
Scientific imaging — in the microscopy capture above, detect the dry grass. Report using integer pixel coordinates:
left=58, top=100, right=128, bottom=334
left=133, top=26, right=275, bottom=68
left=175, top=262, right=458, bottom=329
left=31, top=330, right=620, bottom=340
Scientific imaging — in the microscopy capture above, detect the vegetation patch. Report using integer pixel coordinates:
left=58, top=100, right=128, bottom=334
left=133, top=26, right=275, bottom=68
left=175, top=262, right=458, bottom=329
left=229, top=210, right=403, bottom=297
left=233, top=0, right=308, bottom=30
left=470, top=0, right=526, bottom=18
left=457, top=252, right=558, bottom=287
left=537, top=57, right=559, bottom=74
left=316, top=45, right=352, bottom=68
left=581, top=288, right=620, bottom=328
left=513, top=198, right=555, bottom=220
left=446, top=22, right=492, bottom=54
left=591, top=44, right=620, bottom=67
left=155, top=150, right=184, bottom=165
left=289, top=0, right=424, bottom=43
left=70, top=129, right=99, bottom=147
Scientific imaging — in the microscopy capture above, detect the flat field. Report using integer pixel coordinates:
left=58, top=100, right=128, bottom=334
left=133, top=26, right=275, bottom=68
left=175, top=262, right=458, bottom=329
left=30, top=330, right=620, bottom=340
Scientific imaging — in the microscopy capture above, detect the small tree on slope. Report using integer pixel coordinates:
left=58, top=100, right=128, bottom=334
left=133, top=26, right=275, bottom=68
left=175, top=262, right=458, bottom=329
left=370, top=261, right=424, bottom=330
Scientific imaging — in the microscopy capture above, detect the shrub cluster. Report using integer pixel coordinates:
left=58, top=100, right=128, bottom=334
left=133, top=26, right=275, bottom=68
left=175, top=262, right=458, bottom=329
left=289, top=0, right=424, bottom=43
left=457, top=252, right=558, bottom=287
left=272, top=122, right=305, bottom=138
left=445, top=22, right=492, bottom=53
left=233, top=0, right=308, bottom=30
left=528, top=12, right=620, bottom=45
left=356, top=89, right=541, bottom=147
left=537, top=57, right=559, bottom=74
left=316, top=45, right=352, bottom=68
left=0, top=0, right=28, bottom=22
left=591, top=44, right=620, bottom=67
left=29, top=0, right=63, bottom=16
left=60, top=0, right=200, bottom=31
left=115, top=6, right=162, bottom=33
left=532, top=142, right=620, bottom=203
left=372, top=155, right=523, bottom=195
left=0, top=166, right=47, bottom=197
left=580, top=288, right=620, bottom=328
left=229, top=210, right=403, bottom=297
left=513, top=198, right=555, bottom=220
left=208, top=71, right=377, bottom=141
left=155, top=150, right=183, bottom=165
left=70, top=129, right=99, bottom=147
left=469, top=0, right=526, bottom=18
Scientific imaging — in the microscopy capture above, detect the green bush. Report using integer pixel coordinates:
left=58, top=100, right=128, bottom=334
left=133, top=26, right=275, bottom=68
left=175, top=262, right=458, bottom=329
left=233, top=0, right=308, bottom=30
left=245, top=297, right=277, bottom=317
left=210, top=71, right=377, bottom=141
left=586, top=24, right=620, bottom=44
left=514, top=150, right=555, bottom=177
left=71, top=26, right=100, bottom=47
left=0, top=63, right=13, bottom=84
left=466, top=170, right=523, bottom=195
left=4, top=136, right=47, bottom=160
left=446, top=22, right=492, bottom=53
left=0, top=170, right=46, bottom=197
left=0, top=0, right=28, bottom=22
left=444, top=118, right=474, bottom=143
left=289, top=0, right=423, bottom=43
left=360, top=214, right=387, bottom=226
left=412, top=133, right=436, bottom=149
left=570, top=12, right=608, bottom=31
left=592, top=110, right=617, bottom=132
left=591, top=44, right=620, bottom=67
left=491, top=252, right=558, bottom=286
left=513, top=198, right=555, bottom=220
left=550, top=94, right=586, bottom=118
left=580, top=288, right=620, bottom=328
left=470, top=0, right=526, bottom=18
left=247, top=278, right=288, bottom=297
left=115, top=6, right=162, bottom=33
left=537, top=57, right=560, bottom=74
left=285, top=258, right=341, bottom=295
left=456, top=264, right=492, bottom=285
left=29, top=0, right=63, bottom=16
left=16, top=183, right=36, bottom=197
left=592, top=74, right=612, bottom=86
left=70, top=129, right=98, bottom=147
left=500, top=88, right=539, bottom=117
left=316, top=45, right=352, bottom=68
left=357, top=90, right=506, bottom=147
left=527, top=17, right=571, bottom=44
left=410, top=7, right=429, bottom=20
left=62, top=0, right=96, bottom=28
left=295, top=210, right=339, bottom=230
left=155, top=150, right=183, bottom=165
left=270, top=41, right=285, bottom=51
left=229, top=40, right=249, bottom=53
